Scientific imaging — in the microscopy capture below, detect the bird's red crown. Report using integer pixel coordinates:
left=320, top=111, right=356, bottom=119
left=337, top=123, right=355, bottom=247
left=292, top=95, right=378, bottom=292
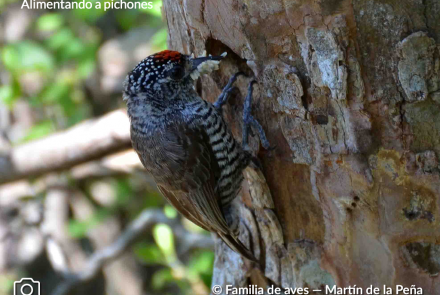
left=152, top=50, right=183, bottom=63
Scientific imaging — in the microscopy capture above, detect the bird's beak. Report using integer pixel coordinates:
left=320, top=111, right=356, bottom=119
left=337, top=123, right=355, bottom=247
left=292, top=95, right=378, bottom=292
left=189, top=52, right=227, bottom=80
left=191, top=53, right=226, bottom=71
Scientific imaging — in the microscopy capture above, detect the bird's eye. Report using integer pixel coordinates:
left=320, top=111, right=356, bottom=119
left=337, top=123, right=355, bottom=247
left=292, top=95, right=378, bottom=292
left=169, top=66, right=185, bottom=80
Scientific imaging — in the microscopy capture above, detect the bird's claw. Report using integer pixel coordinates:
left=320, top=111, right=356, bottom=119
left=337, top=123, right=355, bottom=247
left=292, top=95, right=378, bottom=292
left=242, top=81, right=271, bottom=150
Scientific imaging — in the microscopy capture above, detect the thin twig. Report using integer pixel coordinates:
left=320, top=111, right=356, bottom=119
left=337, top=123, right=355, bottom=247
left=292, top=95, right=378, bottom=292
left=51, top=209, right=213, bottom=295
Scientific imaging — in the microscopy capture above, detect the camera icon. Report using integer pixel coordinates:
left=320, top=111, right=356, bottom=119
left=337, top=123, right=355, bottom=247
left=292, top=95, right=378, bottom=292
left=13, top=278, right=40, bottom=295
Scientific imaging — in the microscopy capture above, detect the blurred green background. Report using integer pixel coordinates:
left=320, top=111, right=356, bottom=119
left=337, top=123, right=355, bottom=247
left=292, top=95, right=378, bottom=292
left=0, top=1, right=214, bottom=294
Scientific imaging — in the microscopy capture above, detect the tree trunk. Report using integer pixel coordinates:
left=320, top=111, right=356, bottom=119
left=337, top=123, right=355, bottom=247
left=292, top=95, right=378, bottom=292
left=162, top=0, right=440, bottom=293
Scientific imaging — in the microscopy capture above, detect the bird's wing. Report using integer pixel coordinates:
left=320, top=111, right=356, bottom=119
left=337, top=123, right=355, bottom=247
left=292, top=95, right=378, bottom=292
left=134, top=122, right=230, bottom=235
left=156, top=184, right=211, bottom=232
left=133, top=122, right=257, bottom=261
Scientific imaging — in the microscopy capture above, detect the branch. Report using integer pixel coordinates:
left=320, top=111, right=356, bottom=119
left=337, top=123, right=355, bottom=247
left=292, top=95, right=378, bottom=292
left=0, top=150, right=148, bottom=205
left=0, top=109, right=131, bottom=185
left=51, top=209, right=214, bottom=295
left=51, top=210, right=167, bottom=295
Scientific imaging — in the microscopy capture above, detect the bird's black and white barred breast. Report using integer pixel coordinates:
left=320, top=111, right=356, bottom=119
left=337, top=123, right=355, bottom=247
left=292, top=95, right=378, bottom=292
left=186, top=100, right=251, bottom=213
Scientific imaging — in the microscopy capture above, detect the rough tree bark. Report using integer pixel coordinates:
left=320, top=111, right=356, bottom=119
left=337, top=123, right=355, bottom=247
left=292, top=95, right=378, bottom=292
left=162, top=0, right=440, bottom=293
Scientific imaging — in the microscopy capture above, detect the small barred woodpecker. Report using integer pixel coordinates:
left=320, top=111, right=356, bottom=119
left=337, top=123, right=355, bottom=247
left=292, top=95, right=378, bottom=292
left=123, top=50, right=270, bottom=261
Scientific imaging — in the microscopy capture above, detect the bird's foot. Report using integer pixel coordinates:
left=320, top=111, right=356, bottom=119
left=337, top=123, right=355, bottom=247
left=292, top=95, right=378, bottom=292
left=213, top=72, right=245, bottom=109
left=242, top=81, right=272, bottom=151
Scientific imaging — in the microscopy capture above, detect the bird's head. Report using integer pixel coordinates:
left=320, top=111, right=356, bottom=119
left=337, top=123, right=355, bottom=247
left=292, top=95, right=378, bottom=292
left=123, top=50, right=226, bottom=104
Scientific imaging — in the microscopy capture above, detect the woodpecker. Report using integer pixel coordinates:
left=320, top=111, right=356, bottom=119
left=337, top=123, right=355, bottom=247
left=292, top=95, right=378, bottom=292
left=123, top=50, right=270, bottom=261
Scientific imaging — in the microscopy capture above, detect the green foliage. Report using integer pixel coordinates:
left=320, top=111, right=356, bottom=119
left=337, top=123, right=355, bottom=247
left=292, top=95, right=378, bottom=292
left=151, top=268, right=175, bottom=290
left=188, top=251, right=215, bottom=275
left=0, top=275, right=15, bottom=294
left=143, top=190, right=164, bottom=208
left=151, top=27, right=168, bottom=50
left=142, top=0, right=162, bottom=17
left=164, top=205, right=178, bottom=219
left=133, top=241, right=165, bottom=264
left=67, top=208, right=112, bottom=238
left=113, top=178, right=134, bottom=205
left=0, top=19, right=96, bottom=133
left=153, top=224, right=177, bottom=264
left=72, top=0, right=107, bottom=22
left=0, top=85, right=17, bottom=106
left=188, top=251, right=215, bottom=286
left=37, top=13, right=65, bottom=32
left=21, top=121, right=55, bottom=142
left=2, top=41, right=55, bottom=74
